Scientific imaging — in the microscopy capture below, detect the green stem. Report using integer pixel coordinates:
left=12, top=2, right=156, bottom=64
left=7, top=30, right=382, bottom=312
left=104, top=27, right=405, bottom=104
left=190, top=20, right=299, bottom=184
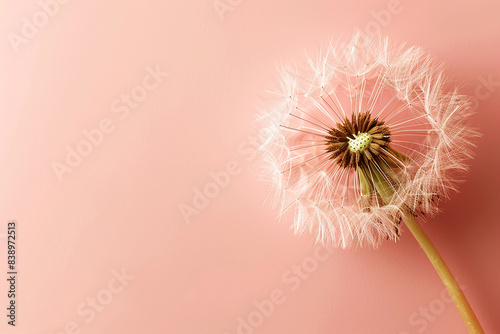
left=402, top=211, right=484, bottom=334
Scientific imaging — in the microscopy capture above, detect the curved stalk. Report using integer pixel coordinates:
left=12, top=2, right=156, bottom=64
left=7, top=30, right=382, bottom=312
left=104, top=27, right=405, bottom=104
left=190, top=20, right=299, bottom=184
left=402, top=211, right=484, bottom=334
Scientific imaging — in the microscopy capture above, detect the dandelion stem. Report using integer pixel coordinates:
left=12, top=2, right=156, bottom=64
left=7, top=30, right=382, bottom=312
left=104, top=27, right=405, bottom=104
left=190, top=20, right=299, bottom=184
left=402, top=211, right=484, bottom=334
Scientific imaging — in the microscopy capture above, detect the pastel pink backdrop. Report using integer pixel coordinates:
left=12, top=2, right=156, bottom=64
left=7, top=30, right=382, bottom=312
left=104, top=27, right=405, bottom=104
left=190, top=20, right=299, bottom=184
left=0, top=1, right=499, bottom=333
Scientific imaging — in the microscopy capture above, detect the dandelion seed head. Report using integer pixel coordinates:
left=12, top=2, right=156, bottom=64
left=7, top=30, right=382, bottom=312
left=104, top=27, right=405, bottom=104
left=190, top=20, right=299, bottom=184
left=259, top=32, right=478, bottom=248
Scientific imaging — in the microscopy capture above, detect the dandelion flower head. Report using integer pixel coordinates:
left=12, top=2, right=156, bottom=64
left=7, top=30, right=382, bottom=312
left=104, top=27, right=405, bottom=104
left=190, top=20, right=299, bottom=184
left=259, top=33, right=477, bottom=248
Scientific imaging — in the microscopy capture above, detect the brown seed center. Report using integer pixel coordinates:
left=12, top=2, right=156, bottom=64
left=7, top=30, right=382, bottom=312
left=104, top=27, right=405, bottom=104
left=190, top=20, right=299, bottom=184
left=325, top=111, right=392, bottom=169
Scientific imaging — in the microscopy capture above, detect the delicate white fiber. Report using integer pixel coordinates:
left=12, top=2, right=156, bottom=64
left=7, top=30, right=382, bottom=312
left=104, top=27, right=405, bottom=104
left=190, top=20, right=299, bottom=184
left=259, top=32, right=478, bottom=248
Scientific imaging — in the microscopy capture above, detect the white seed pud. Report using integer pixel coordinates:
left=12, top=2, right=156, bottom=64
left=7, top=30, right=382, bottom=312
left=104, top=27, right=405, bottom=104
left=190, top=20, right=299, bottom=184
left=348, top=133, right=372, bottom=153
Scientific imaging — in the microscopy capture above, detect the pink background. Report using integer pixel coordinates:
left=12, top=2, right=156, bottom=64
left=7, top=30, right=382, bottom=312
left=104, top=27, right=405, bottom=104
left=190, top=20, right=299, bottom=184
left=1, top=1, right=499, bottom=333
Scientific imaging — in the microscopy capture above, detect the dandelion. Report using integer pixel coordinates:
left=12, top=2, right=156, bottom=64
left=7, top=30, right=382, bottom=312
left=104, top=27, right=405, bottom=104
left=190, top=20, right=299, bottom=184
left=259, top=33, right=483, bottom=333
